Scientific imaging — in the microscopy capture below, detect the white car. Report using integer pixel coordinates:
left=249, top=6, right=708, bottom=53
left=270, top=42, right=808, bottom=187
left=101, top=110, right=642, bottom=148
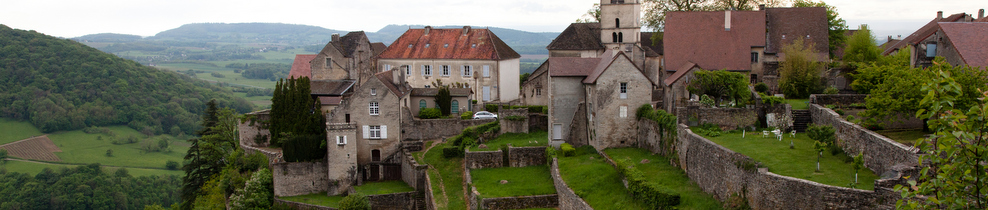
left=473, top=111, right=498, bottom=120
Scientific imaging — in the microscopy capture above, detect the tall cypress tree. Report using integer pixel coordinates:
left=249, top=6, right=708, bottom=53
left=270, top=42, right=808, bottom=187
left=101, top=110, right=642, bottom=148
left=181, top=100, right=223, bottom=210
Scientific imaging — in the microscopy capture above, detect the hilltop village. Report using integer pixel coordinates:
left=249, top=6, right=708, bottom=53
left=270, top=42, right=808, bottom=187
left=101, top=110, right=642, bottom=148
left=237, top=1, right=988, bottom=209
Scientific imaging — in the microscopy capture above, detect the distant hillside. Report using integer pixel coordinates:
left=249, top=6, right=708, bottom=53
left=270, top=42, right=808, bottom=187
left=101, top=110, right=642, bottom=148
left=0, top=24, right=253, bottom=134
left=73, top=33, right=143, bottom=42
left=371, top=24, right=557, bottom=54
left=150, top=22, right=348, bottom=45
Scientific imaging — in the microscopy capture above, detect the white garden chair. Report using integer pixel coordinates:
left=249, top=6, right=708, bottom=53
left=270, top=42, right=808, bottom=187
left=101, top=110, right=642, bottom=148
left=772, top=129, right=782, bottom=141
left=762, top=131, right=770, bottom=138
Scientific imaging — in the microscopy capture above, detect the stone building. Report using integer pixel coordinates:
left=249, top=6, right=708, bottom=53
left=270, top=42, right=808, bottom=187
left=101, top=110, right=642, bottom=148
left=293, top=32, right=386, bottom=83
left=519, top=62, right=549, bottom=106
left=407, top=88, right=473, bottom=116
left=377, top=26, right=521, bottom=105
left=882, top=10, right=986, bottom=68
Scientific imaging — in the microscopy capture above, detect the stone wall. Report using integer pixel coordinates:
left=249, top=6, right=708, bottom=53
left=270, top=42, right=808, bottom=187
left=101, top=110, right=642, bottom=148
left=424, top=173, right=438, bottom=210
left=478, top=195, right=559, bottom=210
left=402, top=118, right=495, bottom=140
left=508, top=146, right=547, bottom=167
left=676, top=106, right=758, bottom=130
left=367, top=191, right=418, bottom=210
left=400, top=149, right=429, bottom=191
left=272, top=161, right=330, bottom=197
left=241, top=144, right=280, bottom=164
left=810, top=94, right=867, bottom=106
left=499, top=108, right=529, bottom=134
left=661, top=124, right=900, bottom=209
left=550, top=158, right=593, bottom=210
left=238, top=111, right=271, bottom=148
left=464, top=149, right=502, bottom=169
left=809, top=104, right=920, bottom=174
left=528, top=113, right=548, bottom=131
left=636, top=119, right=675, bottom=157
left=274, top=198, right=337, bottom=210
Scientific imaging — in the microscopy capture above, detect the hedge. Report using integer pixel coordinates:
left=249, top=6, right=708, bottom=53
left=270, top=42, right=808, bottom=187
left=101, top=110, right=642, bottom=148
left=419, top=108, right=442, bottom=119
left=560, top=143, right=575, bottom=157
left=282, top=134, right=327, bottom=162
left=442, top=121, right=499, bottom=158
left=616, top=158, right=681, bottom=208
left=442, top=146, right=464, bottom=158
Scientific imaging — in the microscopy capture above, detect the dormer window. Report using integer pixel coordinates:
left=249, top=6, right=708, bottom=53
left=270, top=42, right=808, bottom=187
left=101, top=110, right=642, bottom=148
left=408, top=44, right=413, bottom=48
left=425, top=44, right=431, bottom=48
left=371, top=88, right=377, bottom=95
left=443, top=44, right=449, bottom=48
left=471, top=44, right=477, bottom=48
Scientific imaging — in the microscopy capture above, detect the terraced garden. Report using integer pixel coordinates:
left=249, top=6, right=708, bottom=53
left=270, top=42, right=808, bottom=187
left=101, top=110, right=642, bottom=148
left=470, top=131, right=547, bottom=151
left=470, top=165, right=555, bottom=198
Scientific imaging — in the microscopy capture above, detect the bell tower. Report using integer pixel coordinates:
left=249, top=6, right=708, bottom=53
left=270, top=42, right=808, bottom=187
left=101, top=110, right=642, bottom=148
left=599, top=0, right=641, bottom=49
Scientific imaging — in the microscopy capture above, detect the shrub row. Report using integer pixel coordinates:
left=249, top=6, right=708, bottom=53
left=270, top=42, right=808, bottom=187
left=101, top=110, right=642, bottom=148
left=282, top=134, right=326, bottom=162
left=441, top=121, right=500, bottom=158
left=483, top=104, right=548, bottom=114
left=560, top=143, right=575, bottom=157
left=615, top=158, right=682, bottom=209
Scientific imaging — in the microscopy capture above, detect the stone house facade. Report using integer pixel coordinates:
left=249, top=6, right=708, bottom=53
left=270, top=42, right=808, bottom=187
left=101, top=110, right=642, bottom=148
left=291, top=32, right=386, bottom=83
left=882, top=11, right=980, bottom=65
left=519, top=62, right=549, bottom=106
left=407, top=88, right=473, bottom=116
left=377, top=26, right=521, bottom=104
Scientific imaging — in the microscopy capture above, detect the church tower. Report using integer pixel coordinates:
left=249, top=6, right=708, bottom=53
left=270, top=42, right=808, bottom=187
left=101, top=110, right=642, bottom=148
left=599, top=0, right=642, bottom=50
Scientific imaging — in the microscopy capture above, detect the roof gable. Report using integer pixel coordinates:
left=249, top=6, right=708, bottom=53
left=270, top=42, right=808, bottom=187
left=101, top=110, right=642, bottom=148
left=664, top=10, right=766, bottom=72
left=882, top=12, right=970, bottom=55
left=374, top=70, right=409, bottom=97
left=581, top=51, right=657, bottom=86
left=939, top=22, right=988, bottom=67
left=289, top=54, right=317, bottom=79
left=377, top=27, right=520, bottom=60
left=310, top=80, right=355, bottom=96
left=664, top=62, right=701, bottom=86
left=547, top=23, right=604, bottom=50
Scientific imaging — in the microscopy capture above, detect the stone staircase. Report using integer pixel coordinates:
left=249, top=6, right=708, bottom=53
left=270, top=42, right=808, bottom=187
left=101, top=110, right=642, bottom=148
left=414, top=192, right=426, bottom=210
left=792, top=110, right=811, bottom=132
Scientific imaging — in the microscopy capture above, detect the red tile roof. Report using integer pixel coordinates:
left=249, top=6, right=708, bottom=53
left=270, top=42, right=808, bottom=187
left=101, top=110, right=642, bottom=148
left=374, top=70, right=408, bottom=97
left=882, top=13, right=971, bottom=55
left=765, top=7, right=829, bottom=55
left=939, top=22, right=988, bottom=68
left=377, top=27, right=520, bottom=60
left=289, top=54, right=317, bottom=79
left=310, top=80, right=355, bottom=96
left=664, top=11, right=766, bottom=72
left=582, top=51, right=658, bottom=86
left=547, top=57, right=601, bottom=77
left=664, top=62, right=701, bottom=86
left=319, top=96, right=342, bottom=105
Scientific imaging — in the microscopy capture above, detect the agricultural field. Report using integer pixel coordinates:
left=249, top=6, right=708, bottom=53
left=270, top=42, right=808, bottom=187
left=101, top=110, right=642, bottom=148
left=0, top=118, right=188, bottom=177
left=0, top=118, right=44, bottom=145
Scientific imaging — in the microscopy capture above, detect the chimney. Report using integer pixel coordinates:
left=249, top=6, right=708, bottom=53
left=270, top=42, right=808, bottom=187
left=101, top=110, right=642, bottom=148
left=888, top=36, right=893, bottom=42
left=424, top=26, right=432, bottom=35
left=937, top=11, right=943, bottom=21
left=462, top=26, right=471, bottom=36
left=331, top=33, right=340, bottom=42
left=725, top=10, right=732, bottom=31
left=980, top=9, right=984, bottom=19
left=758, top=4, right=765, bottom=11
left=393, top=67, right=400, bottom=85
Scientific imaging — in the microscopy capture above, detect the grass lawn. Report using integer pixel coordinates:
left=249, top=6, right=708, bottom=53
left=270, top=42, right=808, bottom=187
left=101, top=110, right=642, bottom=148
left=471, top=131, right=548, bottom=151
left=355, top=180, right=415, bottom=195
left=470, top=165, right=555, bottom=198
left=233, top=92, right=273, bottom=107
left=47, top=125, right=190, bottom=169
left=604, top=148, right=723, bottom=210
left=558, top=146, right=647, bottom=210
left=786, top=99, right=810, bottom=110
left=705, top=132, right=879, bottom=190
left=0, top=118, right=44, bottom=145
left=423, top=141, right=466, bottom=210
left=279, top=193, right=343, bottom=208
left=875, top=129, right=929, bottom=146
left=1, top=159, right=184, bottom=177
left=155, top=63, right=276, bottom=89
left=412, top=141, right=435, bottom=163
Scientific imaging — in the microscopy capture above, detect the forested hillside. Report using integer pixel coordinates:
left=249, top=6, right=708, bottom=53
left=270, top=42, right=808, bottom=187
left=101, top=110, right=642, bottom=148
left=0, top=164, right=181, bottom=209
left=0, top=24, right=253, bottom=134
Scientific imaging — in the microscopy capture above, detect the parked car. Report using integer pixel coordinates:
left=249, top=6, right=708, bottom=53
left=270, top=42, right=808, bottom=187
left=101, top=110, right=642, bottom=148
left=472, top=111, right=498, bottom=120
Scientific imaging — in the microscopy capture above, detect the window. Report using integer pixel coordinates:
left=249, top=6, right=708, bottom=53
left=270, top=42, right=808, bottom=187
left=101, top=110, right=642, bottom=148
left=751, top=52, right=759, bottom=63
left=612, top=32, right=618, bottom=43
left=422, top=65, right=432, bottom=76
left=336, top=136, right=347, bottom=145
left=402, top=65, right=411, bottom=75
left=482, top=65, right=490, bottom=77
left=408, top=44, right=413, bottom=48
left=363, top=125, right=387, bottom=139
left=620, top=106, right=628, bottom=118
left=383, top=64, right=392, bottom=72
left=372, top=149, right=381, bottom=161
left=419, top=99, right=426, bottom=109
left=615, top=18, right=620, bottom=28
left=371, top=88, right=377, bottom=95
left=462, top=65, right=472, bottom=77
left=618, top=32, right=623, bottom=43
left=369, top=126, right=381, bottom=138
left=451, top=100, right=459, bottom=114
left=552, top=124, right=563, bottom=139
left=926, top=43, right=937, bottom=57
left=369, top=102, right=379, bottom=115
left=325, top=58, right=332, bottom=68
left=620, top=82, right=628, bottom=99
left=442, top=65, right=450, bottom=76
left=471, top=44, right=477, bottom=48
left=751, top=74, right=758, bottom=84
left=536, top=88, right=542, bottom=96
left=425, top=43, right=431, bottom=48
left=443, top=44, right=449, bottom=48
left=611, top=0, right=625, bottom=3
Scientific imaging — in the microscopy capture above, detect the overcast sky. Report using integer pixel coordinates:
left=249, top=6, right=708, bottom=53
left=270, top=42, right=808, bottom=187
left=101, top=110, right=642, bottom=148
left=2, top=0, right=984, bottom=43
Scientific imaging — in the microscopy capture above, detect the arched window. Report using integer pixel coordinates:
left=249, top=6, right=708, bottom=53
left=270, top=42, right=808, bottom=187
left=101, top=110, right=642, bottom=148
left=618, top=32, right=624, bottom=43
left=419, top=99, right=426, bottom=109
left=451, top=100, right=459, bottom=114
left=615, top=18, right=620, bottom=28
left=612, top=32, right=618, bottom=43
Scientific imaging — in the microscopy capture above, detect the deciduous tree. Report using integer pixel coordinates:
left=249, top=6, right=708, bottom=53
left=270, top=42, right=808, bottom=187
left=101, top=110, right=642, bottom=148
left=778, top=38, right=823, bottom=98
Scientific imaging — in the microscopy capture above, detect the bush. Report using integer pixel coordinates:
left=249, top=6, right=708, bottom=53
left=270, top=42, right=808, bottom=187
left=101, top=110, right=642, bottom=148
left=560, top=143, right=576, bottom=157
left=339, top=194, right=371, bottom=210
left=418, top=108, right=442, bottom=119
left=485, top=104, right=501, bottom=112
left=210, top=72, right=225, bottom=78
left=105, top=149, right=113, bottom=157
left=754, top=83, right=769, bottom=93
left=442, top=146, right=464, bottom=158
left=762, top=95, right=785, bottom=106
left=616, top=158, right=681, bottom=208
left=504, top=115, right=526, bottom=121
left=461, top=111, right=473, bottom=119
left=282, top=134, right=327, bottom=162
left=166, top=160, right=179, bottom=170
left=823, top=86, right=840, bottom=94
left=699, top=95, right=716, bottom=107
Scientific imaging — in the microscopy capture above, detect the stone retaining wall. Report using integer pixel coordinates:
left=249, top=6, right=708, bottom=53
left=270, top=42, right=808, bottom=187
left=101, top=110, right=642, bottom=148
left=810, top=94, right=867, bottom=106
left=424, top=173, right=437, bottom=210
left=550, top=158, right=593, bottom=210
left=464, top=149, right=502, bottom=169
left=809, top=104, right=920, bottom=174
left=639, top=124, right=902, bottom=209
left=368, top=191, right=418, bottom=210
left=401, top=149, right=429, bottom=192
left=499, top=109, right=529, bottom=134
left=676, top=106, right=758, bottom=130
left=274, top=198, right=336, bottom=210
left=508, top=146, right=547, bottom=167
left=241, top=144, right=280, bottom=164
left=401, top=117, right=495, bottom=140
left=272, top=161, right=329, bottom=197
left=529, top=113, right=548, bottom=131
left=478, top=194, right=559, bottom=210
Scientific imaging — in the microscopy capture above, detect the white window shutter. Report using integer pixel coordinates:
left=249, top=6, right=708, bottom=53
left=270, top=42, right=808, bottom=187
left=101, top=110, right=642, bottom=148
left=620, top=106, right=628, bottom=118
left=363, top=125, right=370, bottom=138
left=381, top=125, right=388, bottom=139
left=343, top=136, right=347, bottom=144
left=461, top=66, right=465, bottom=76
left=421, top=65, right=425, bottom=76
